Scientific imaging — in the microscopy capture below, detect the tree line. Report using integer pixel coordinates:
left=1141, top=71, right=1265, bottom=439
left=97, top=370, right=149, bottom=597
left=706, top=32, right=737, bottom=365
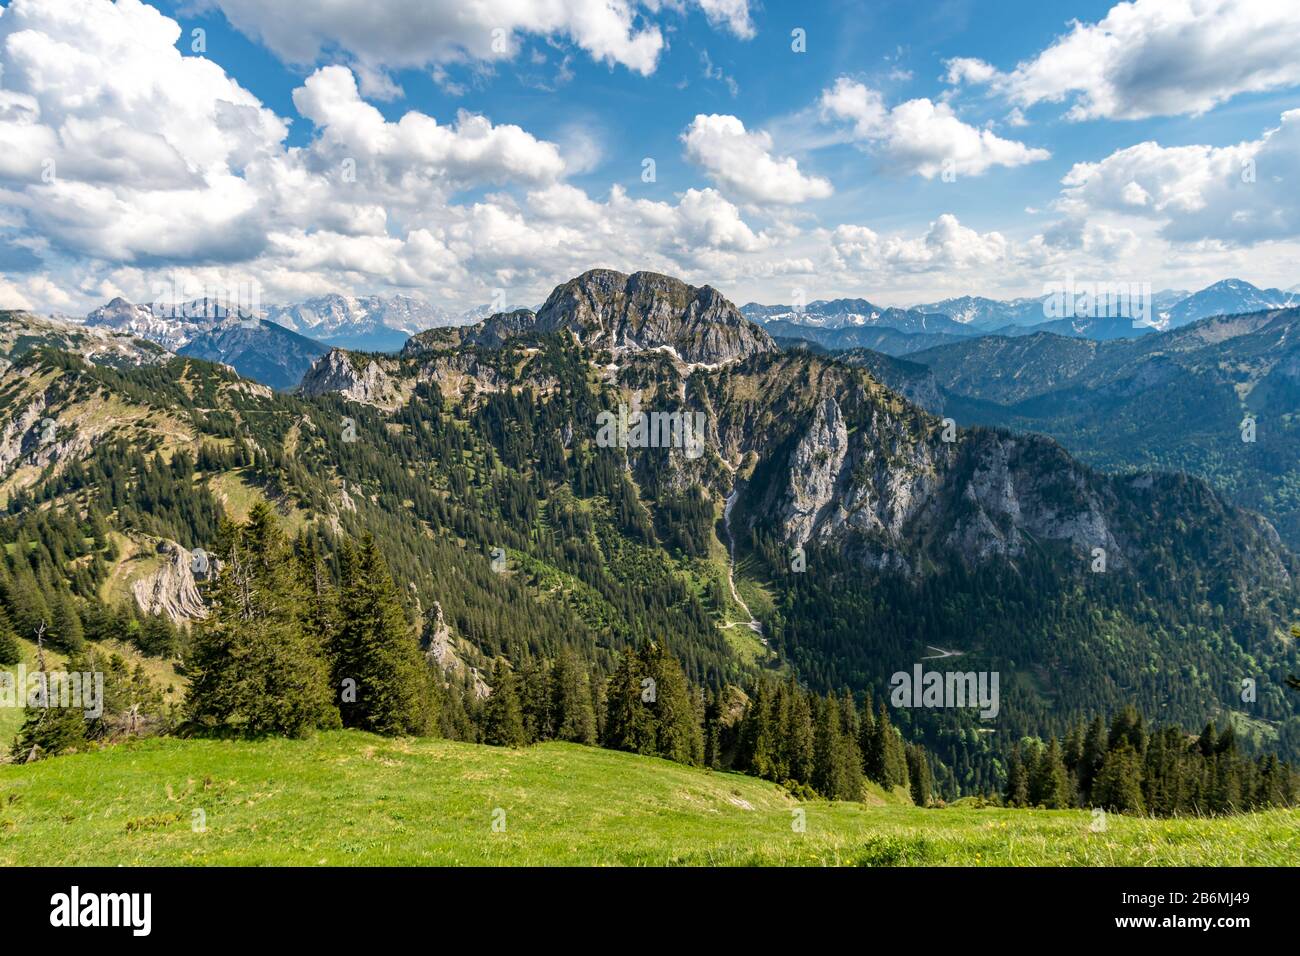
left=1005, top=707, right=1297, bottom=816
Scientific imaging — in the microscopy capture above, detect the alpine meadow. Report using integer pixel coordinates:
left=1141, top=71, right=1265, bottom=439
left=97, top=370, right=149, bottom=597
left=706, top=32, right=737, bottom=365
left=0, top=0, right=1297, bottom=937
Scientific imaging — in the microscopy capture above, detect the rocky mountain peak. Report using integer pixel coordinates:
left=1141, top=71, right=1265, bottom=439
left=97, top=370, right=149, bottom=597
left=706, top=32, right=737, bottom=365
left=534, top=269, right=776, bottom=364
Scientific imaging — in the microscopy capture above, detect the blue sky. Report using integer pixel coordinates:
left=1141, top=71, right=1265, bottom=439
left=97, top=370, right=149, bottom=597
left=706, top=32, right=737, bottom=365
left=2, top=0, right=1299, bottom=314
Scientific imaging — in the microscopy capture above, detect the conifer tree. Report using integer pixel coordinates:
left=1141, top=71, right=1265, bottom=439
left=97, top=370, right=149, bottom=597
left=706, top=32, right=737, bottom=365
left=0, top=604, right=19, bottom=666
left=813, top=694, right=863, bottom=800
left=518, top=657, right=552, bottom=744
left=333, top=535, right=434, bottom=736
left=186, top=505, right=339, bottom=737
left=646, top=642, right=700, bottom=765
left=48, top=592, right=84, bottom=653
left=1029, top=737, right=1072, bottom=809
left=1079, top=716, right=1108, bottom=801
left=483, top=658, right=526, bottom=747
left=782, top=681, right=816, bottom=786
left=1005, top=743, right=1029, bottom=808
left=549, top=649, right=596, bottom=745
left=12, top=623, right=86, bottom=761
left=602, top=647, right=656, bottom=755
left=906, top=742, right=933, bottom=806
left=1092, top=740, right=1145, bottom=814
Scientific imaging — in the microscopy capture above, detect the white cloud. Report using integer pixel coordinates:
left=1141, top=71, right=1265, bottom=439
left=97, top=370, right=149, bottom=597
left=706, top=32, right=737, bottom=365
left=293, top=66, right=568, bottom=189
left=1059, top=110, right=1300, bottom=243
left=211, top=0, right=673, bottom=77
left=945, top=0, right=1300, bottom=121
left=943, top=57, right=998, bottom=86
left=0, top=0, right=288, bottom=262
left=694, top=0, right=756, bottom=40
left=829, top=214, right=1009, bottom=274
left=1030, top=218, right=1140, bottom=261
left=819, top=77, right=1049, bottom=178
left=682, top=114, right=832, bottom=204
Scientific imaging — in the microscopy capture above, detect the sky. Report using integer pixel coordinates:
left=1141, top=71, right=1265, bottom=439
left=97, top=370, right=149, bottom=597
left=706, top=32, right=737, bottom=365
left=1, top=0, right=1299, bottom=316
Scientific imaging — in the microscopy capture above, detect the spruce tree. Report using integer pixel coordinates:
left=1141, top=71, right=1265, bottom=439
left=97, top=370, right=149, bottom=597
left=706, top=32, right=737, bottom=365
left=906, top=743, right=932, bottom=807
left=1005, top=743, right=1029, bottom=808
left=646, top=642, right=700, bottom=765
left=783, top=682, right=816, bottom=786
left=549, top=649, right=596, bottom=745
left=602, top=646, right=657, bottom=756
left=333, top=535, right=434, bottom=736
left=1030, top=738, right=1072, bottom=809
left=1092, top=740, right=1145, bottom=814
left=483, top=658, right=526, bottom=747
left=186, top=505, right=339, bottom=737
left=48, top=591, right=84, bottom=654
left=0, top=604, right=19, bottom=666
left=11, top=624, right=86, bottom=761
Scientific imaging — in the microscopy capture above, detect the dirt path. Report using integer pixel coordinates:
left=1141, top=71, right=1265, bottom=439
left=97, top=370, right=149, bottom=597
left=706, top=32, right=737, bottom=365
left=722, top=488, right=764, bottom=641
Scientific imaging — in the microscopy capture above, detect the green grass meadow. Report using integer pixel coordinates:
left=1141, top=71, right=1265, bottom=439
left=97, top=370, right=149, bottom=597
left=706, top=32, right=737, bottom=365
left=2, top=730, right=1296, bottom=866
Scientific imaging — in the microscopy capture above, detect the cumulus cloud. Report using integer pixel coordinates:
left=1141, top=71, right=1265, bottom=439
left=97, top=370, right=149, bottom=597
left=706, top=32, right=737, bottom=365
left=682, top=114, right=832, bottom=204
left=1029, top=218, right=1140, bottom=262
left=944, top=0, right=1300, bottom=121
left=1058, top=110, right=1300, bottom=243
left=828, top=214, right=1009, bottom=274
left=0, top=0, right=287, bottom=262
left=292, top=66, right=568, bottom=191
left=210, top=0, right=748, bottom=79
left=818, top=77, right=1049, bottom=178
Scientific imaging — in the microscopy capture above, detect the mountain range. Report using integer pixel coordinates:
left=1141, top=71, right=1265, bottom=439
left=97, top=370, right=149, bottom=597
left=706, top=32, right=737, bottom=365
left=900, top=306, right=1300, bottom=550
left=6, top=268, right=1296, bottom=789
left=742, top=279, right=1298, bottom=354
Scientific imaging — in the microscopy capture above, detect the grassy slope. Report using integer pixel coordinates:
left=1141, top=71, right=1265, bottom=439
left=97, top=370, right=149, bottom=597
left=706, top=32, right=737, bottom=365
left=1, top=730, right=1296, bottom=866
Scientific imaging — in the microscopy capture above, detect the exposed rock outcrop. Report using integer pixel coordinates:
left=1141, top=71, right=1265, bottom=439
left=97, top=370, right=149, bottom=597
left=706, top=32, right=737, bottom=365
left=299, top=348, right=406, bottom=410
left=423, top=601, right=489, bottom=699
left=131, top=540, right=207, bottom=623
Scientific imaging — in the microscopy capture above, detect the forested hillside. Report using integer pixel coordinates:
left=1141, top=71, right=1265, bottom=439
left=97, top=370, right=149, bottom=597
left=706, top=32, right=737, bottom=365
left=1, top=273, right=1297, bottom=808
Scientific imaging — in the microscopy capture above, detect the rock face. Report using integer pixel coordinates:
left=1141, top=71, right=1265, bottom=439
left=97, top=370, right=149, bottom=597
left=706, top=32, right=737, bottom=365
left=782, top=397, right=850, bottom=547
left=299, top=348, right=406, bottom=410
left=423, top=601, right=489, bottom=698
left=131, top=540, right=207, bottom=623
left=534, top=269, right=776, bottom=364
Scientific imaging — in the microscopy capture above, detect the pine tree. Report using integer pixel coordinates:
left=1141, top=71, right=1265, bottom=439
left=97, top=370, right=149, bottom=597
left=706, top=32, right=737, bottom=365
left=517, top=657, right=551, bottom=744
left=906, top=743, right=933, bottom=807
left=782, top=682, right=815, bottom=786
left=1029, top=737, right=1072, bottom=809
left=1079, top=716, right=1107, bottom=801
left=12, top=623, right=86, bottom=761
left=646, top=642, right=700, bottom=765
left=602, top=647, right=656, bottom=755
left=48, top=591, right=84, bottom=653
left=0, top=604, right=19, bottom=666
left=813, top=693, right=863, bottom=800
